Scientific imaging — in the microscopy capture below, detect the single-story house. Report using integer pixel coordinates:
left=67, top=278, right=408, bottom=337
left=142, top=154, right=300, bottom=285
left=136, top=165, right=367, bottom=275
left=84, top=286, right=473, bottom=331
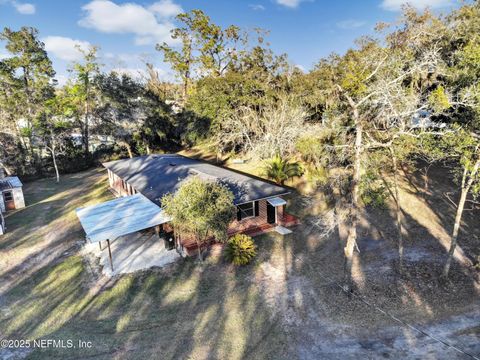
left=0, top=176, right=25, bottom=213
left=76, top=154, right=299, bottom=270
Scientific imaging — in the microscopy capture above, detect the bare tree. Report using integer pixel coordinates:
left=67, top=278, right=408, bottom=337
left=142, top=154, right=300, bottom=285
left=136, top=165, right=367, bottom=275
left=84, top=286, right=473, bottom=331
left=329, top=13, right=450, bottom=287
left=217, top=96, right=312, bottom=159
left=442, top=134, right=480, bottom=277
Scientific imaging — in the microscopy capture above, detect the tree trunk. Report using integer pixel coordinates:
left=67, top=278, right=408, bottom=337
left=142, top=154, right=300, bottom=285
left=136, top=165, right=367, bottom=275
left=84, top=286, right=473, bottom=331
left=443, top=159, right=480, bottom=277
left=0, top=160, right=12, bottom=176
left=84, top=77, right=90, bottom=157
left=14, top=121, right=28, bottom=154
left=196, top=236, right=203, bottom=262
left=182, top=75, right=189, bottom=105
left=182, top=39, right=192, bottom=105
left=83, top=123, right=89, bottom=156
left=344, top=104, right=362, bottom=291
left=22, top=67, right=33, bottom=157
left=125, top=143, right=134, bottom=159
left=423, top=163, right=433, bottom=196
left=145, top=143, right=151, bottom=155
left=21, top=66, right=41, bottom=173
left=50, top=143, right=60, bottom=183
left=390, top=147, right=404, bottom=270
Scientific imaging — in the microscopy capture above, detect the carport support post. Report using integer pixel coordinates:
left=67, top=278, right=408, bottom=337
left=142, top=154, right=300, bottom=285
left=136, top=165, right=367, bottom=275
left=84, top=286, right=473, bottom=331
left=107, top=239, right=113, bottom=272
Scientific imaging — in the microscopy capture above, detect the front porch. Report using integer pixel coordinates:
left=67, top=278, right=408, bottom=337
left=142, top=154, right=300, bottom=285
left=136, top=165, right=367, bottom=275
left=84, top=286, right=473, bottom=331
left=179, top=197, right=300, bottom=255
left=236, top=212, right=300, bottom=237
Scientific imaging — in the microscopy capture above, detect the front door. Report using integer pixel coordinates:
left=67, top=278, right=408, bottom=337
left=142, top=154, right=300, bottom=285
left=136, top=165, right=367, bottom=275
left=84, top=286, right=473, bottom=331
left=266, top=203, right=276, bottom=224
left=3, top=191, right=15, bottom=210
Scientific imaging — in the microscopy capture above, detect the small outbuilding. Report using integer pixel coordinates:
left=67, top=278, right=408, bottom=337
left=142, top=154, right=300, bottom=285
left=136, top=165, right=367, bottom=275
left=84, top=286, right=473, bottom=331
left=0, top=176, right=25, bottom=213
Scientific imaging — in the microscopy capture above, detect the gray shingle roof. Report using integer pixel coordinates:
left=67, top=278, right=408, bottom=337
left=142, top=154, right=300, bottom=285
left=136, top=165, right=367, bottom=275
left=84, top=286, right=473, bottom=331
left=103, top=154, right=289, bottom=205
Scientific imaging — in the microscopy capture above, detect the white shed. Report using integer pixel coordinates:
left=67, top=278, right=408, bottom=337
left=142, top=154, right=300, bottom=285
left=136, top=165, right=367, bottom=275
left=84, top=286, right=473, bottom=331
left=0, top=176, right=25, bottom=213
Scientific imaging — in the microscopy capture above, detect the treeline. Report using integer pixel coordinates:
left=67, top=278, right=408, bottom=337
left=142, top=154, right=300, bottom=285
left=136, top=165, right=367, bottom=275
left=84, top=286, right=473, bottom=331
left=0, top=4, right=479, bottom=280
left=0, top=28, right=202, bottom=181
left=0, top=10, right=291, bottom=181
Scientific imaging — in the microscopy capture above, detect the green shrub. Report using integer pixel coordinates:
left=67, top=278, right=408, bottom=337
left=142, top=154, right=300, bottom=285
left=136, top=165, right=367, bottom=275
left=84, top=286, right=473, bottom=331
left=224, top=234, right=257, bottom=265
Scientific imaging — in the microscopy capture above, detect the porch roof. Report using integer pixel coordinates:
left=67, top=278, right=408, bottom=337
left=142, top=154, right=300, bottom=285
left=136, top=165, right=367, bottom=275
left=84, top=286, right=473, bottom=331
left=267, top=197, right=287, bottom=207
left=76, top=194, right=170, bottom=243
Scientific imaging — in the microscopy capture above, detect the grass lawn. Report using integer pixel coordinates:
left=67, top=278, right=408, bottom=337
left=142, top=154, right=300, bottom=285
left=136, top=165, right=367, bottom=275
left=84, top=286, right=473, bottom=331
left=0, top=169, right=288, bottom=360
left=1, top=164, right=479, bottom=359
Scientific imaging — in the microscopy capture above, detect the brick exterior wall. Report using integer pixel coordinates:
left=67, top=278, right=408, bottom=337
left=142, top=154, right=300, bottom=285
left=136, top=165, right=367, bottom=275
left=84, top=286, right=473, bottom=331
left=108, top=169, right=136, bottom=196
left=228, top=199, right=268, bottom=234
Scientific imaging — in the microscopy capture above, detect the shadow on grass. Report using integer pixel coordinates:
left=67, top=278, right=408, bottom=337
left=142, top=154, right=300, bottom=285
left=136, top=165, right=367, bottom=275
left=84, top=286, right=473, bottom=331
left=1, top=168, right=110, bottom=251
left=1, top=163, right=479, bottom=360
left=1, top=244, right=289, bottom=359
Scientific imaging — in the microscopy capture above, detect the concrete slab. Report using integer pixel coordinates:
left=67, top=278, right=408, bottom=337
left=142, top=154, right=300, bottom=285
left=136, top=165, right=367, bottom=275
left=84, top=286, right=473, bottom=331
left=275, top=226, right=292, bottom=235
left=84, top=230, right=180, bottom=276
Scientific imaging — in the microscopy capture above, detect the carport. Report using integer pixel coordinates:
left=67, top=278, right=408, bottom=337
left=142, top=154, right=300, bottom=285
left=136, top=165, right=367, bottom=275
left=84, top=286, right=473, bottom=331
left=76, top=194, right=171, bottom=272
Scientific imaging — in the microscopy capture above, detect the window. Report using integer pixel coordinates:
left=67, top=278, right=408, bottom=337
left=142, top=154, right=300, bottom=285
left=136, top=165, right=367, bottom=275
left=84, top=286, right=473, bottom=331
left=237, top=201, right=259, bottom=220
left=237, top=202, right=254, bottom=220
left=3, top=191, right=13, bottom=202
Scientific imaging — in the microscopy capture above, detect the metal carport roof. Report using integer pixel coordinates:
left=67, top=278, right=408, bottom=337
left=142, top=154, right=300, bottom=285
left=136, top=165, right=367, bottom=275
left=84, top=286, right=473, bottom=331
left=76, top=194, right=170, bottom=243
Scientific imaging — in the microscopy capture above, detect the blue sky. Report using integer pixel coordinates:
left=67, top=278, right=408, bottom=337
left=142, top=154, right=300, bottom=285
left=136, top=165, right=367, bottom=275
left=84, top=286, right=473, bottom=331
left=0, top=0, right=460, bottom=84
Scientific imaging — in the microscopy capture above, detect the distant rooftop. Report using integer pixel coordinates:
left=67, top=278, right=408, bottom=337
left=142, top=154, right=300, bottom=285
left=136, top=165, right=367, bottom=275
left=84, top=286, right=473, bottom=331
left=103, top=154, right=289, bottom=205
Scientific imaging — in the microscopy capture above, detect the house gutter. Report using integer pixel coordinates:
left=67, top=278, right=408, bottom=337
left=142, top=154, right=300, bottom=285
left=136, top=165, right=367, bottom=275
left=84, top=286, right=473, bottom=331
left=234, top=191, right=291, bottom=206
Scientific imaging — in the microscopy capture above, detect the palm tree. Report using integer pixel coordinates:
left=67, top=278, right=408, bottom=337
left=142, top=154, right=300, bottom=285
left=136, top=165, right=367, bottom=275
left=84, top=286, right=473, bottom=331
left=264, top=154, right=303, bottom=185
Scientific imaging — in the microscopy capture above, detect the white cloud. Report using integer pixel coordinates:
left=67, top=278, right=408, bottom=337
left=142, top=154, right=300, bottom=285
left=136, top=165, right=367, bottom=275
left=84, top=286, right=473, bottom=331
left=111, top=67, right=146, bottom=79
left=380, top=0, right=452, bottom=11
left=249, top=4, right=266, bottom=11
left=78, top=0, right=183, bottom=46
left=148, top=0, right=182, bottom=18
left=2, top=0, right=36, bottom=14
left=104, top=52, right=142, bottom=62
left=111, top=67, right=169, bottom=81
left=336, top=19, right=367, bottom=29
left=12, top=1, right=35, bottom=14
left=276, top=0, right=304, bottom=8
left=295, top=64, right=306, bottom=72
left=43, top=36, right=92, bottom=61
left=55, top=74, right=69, bottom=87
